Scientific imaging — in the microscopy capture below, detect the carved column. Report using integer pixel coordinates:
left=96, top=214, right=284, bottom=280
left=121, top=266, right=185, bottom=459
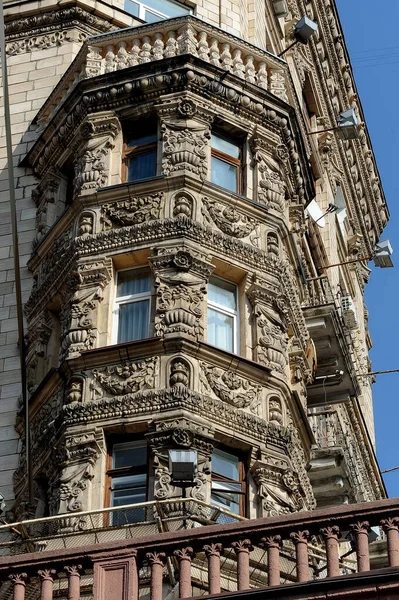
left=232, top=539, right=253, bottom=590
left=9, top=574, right=28, bottom=600
left=73, top=112, right=120, bottom=197
left=250, top=137, right=286, bottom=212
left=381, top=518, right=399, bottom=567
left=150, top=248, right=214, bottom=342
left=204, top=543, right=223, bottom=594
left=38, top=569, right=56, bottom=600
left=64, top=565, right=82, bottom=600
left=290, top=530, right=310, bottom=582
left=157, top=96, right=214, bottom=182
left=147, top=552, right=167, bottom=600
left=261, top=535, right=282, bottom=586
left=32, top=168, right=64, bottom=249
left=350, top=521, right=370, bottom=572
left=248, top=284, right=289, bottom=375
left=60, top=258, right=112, bottom=360
left=174, top=547, right=195, bottom=598
left=320, top=526, right=340, bottom=577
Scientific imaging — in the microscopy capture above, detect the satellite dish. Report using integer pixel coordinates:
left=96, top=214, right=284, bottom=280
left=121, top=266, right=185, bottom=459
left=306, top=199, right=326, bottom=227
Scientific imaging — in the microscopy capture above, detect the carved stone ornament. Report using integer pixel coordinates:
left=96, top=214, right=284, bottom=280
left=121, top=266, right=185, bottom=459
left=101, top=193, right=164, bottom=229
left=253, top=463, right=305, bottom=517
left=161, top=119, right=210, bottom=180
left=90, top=358, right=158, bottom=400
left=73, top=113, right=120, bottom=196
left=201, top=197, right=257, bottom=238
left=251, top=137, right=286, bottom=211
left=200, top=363, right=262, bottom=413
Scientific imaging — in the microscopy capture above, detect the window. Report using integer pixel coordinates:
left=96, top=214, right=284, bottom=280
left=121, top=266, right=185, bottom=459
left=114, top=268, right=152, bottom=344
left=107, top=441, right=148, bottom=525
left=123, top=120, right=157, bottom=182
left=211, top=448, right=245, bottom=516
left=125, top=0, right=191, bottom=22
left=210, top=134, right=241, bottom=194
left=207, top=276, right=238, bottom=353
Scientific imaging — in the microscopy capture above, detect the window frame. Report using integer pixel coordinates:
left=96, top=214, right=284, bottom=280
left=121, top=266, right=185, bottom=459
left=122, top=126, right=158, bottom=183
left=211, top=447, right=246, bottom=517
left=210, top=133, right=242, bottom=195
left=207, top=275, right=239, bottom=354
left=113, top=266, right=152, bottom=345
left=124, top=0, right=192, bottom=22
left=106, top=439, right=149, bottom=525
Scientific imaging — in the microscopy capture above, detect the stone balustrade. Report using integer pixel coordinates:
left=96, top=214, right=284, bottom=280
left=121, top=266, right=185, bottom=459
left=39, top=15, right=288, bottom=125
left=303, top=276, right=335, bottom=308
left=308, top=409, right=344, bottom=449
left=1, top=498, right=399, bottom=600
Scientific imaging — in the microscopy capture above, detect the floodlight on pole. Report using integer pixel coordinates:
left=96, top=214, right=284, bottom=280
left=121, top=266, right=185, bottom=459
left=309, top=108, right=359, bottom=140
left=278, top=16, right=318, bottom=57
left=320, top=240, right=394, bottom=270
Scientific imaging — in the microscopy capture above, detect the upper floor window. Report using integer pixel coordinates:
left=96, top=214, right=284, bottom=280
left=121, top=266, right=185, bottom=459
left=123, top=120, right=157, bottom=182
left=211, top=448, right=245, bottom=516
left=107, top=440, right=148, bottom=525
left=207, top=276, right=238, bottom=353
left=210, top=134, right=241, bottom=194
left=114, top=268, right=152, bottom=344
left=125, top=0, right=191, bottom=23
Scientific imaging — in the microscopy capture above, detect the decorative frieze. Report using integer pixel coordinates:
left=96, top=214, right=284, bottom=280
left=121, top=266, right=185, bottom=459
left=101, top=193, right=164, bottom=229
left=201, top=197, right=257, bottom=239
left=90, top=358, right=158, bottom=400
left=199, top=363, right=262, bottom=414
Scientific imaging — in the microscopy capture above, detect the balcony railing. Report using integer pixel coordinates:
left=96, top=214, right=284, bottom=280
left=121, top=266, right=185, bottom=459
left=302, top=276, right=335, bottom=308
left=1, top=498, right=398, bottom=600
left=38, top=15, right=288, bottom=125
left=308, top=409, right=344, bottom=449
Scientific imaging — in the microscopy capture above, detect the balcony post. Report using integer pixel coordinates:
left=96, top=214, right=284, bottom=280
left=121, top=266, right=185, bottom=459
left=64, top=565, right=82, bottom=600
left=231, top=539, right=253, bottom=590
left=290, top=530, right=310, bottom=582
left=350, top=521, right=370, bottom=572
left=9, top=573, right=28, bottom=600
left=320, top=526, right=340, bottom=577
left=261, top=535, right=282, bottom=586
left=381, top=518, right=399, bottom=567
left=38, top=570, right=56, bottom=600
left=147, top=552, right=167, bottom=600
left=204, top=543, right=223, bottom=594
left=173, top=547, right=195, bottom=598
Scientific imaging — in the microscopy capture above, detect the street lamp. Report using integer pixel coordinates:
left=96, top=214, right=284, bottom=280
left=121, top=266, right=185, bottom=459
left=169, top=450, right=198, bottom=482
left=278, top=16, right=318, bottom=57
left=320, top=240, right=394, bottom=270
left=309, top=108, right=359, bottom=141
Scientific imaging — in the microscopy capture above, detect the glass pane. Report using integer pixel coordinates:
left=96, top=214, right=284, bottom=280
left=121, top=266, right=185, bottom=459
left=124, top=0, right=140, bottom=17
left=211, top=135, right=240, bottom=158
left=212, top=449, right=239, bottom=480
left=144, top=9, right=164, bottom=22
left=117, top=269, right=151, bottom=298
left=128, top=150, right=157, bottom=181
left=208, top=308, right=234, bottom=352
left=112, top=473, right=147, bottom=490
left=211, top=490, right=240, bottom=514
left=127, top=133, right=157, bottom=148
left=113, top=444, right=147, bottom=469
left=211, top=155, right=238, bottom=193
left=118, top=300, right=149, bottom=343
left=146, top=0, right=191, bottom=16
left=209, top=277, right=237, bottom=310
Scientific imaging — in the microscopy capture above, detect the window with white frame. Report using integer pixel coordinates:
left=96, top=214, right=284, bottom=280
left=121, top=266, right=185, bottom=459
left=207, top=276, right=238, bottom=353
left=211, top=448, right=245, bottom=516
left=107, top=440, right=148, bottom=525
left=114, top=268, right=152, bottom=344
left=210, top=134, right=241, bottom=194
left=124, top=0, right=191, bottom=23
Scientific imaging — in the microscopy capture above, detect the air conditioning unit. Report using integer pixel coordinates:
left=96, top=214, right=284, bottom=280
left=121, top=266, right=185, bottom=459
left=341, top=295, right=357, bottom=328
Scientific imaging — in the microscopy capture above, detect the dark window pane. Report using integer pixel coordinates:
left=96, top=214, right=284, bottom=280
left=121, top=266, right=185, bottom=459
left=117, top=269, right=151, bottom=297
left=128, top=150, right=157, bottom=181
left=118, top=300, right=150, bottom=343
left=211, top=155, right=238, bottom=193
left=113, top=445, right=147, bottom=469
left=211, top=134, right=240, bottom=158
left=212, top=449, right=239, bottom=480
left=127, top=133, right=157, bottom=148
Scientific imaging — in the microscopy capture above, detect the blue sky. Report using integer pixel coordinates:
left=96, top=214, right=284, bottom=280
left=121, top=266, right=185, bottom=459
left=335, top=0, right=399, bottom=497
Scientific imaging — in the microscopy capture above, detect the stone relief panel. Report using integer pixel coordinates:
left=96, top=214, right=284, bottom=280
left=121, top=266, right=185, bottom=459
left=201, top=197, right=258, bottom=239
left=199, top=363, right=262, bottom=415
left=252, top=457, right=306, bottom=517
left=150, top=248, right=214, bottom=340
left=90, top=358, right=158, bottom=401
left=251, top=137, right=287, bottom=212
left=101, top=193, right=164, bottom=229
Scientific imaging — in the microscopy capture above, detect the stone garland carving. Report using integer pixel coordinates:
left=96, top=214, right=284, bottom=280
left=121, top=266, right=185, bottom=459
left=150, top=250, right=213, bottom=340
left=73, top=114, right=120, bottom=197
left=268, top=396, right=284, bottom=426
left=253, top=464, right=305, bottom=517
left=90, top=358, right=158, bottom=400
left=101, top=193, right=164, bottom=229
left=201, top=197, right=257, bottom=238
left=161, top=120, right=210, bottom=180
left=200, top=363, right=262, bottom=414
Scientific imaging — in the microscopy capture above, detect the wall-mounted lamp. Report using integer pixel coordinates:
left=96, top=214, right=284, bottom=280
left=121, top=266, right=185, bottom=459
left=272, top=0, right=288, bottom=17
left=169, top=450, right=198, bottom=482
left=320, top=240, right=394, bottom=270
left=309, top=108, right=359, bottom=141
left=278, top=16, right=318, bottom=57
